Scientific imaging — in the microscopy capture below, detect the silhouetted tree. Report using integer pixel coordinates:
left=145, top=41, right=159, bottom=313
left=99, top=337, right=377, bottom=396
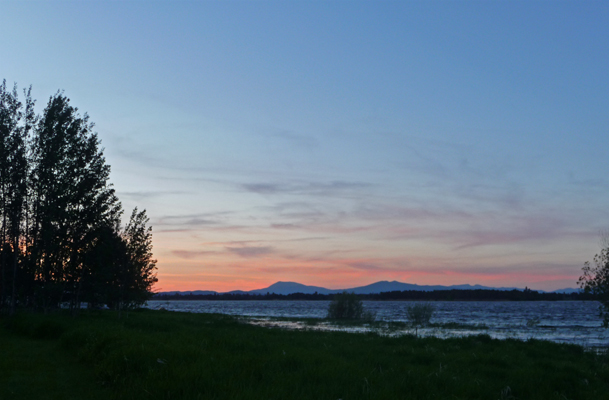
left=0, top=81, right=158, bottom=313
left=119, top=208, right=157, bottom=311
left=0, top=81, right=34, bottom=314
left=0, top=81, right=19, bottom=310
left=81, top=221, right=127, bottom=309
left=579, top=235, right=609, bottom=328
left=79, top=208, right=157, bottom=315
left=28, top=92, right=124, bottom=311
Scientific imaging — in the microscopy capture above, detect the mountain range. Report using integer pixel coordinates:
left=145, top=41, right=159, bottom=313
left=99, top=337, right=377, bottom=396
left=158, top=280, right=579, bottom=296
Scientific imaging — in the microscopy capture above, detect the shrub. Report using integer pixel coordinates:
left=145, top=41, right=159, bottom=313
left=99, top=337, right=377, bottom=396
left=327, top=292, right=375, bottom=321
left=406, top=302, right=435, bottom=336
left=579, top=244, right=609, bottom=328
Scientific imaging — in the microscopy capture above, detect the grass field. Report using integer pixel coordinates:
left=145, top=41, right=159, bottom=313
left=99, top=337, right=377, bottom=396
left=1, top=309, right=608, bottom=400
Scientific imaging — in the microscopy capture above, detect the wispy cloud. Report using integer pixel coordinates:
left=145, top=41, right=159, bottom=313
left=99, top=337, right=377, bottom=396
left=242, top=183, right=281, bottom=194
left=120, top=190, right=192, bottom=201
left=270, top=223, right=302, bottom=230
left=171, top=250, right=218, bottom=259
left=225, top=246, right=275, bottom=258
left=242, top=180, right=373, bottom=197
left=345, top=261, right=384, bottom=271
left=155, top=212, right=231, bottom=228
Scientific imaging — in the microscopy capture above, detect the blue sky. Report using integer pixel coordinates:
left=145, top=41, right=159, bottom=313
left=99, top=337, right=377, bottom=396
left=2, top=1, right=608, bottom=291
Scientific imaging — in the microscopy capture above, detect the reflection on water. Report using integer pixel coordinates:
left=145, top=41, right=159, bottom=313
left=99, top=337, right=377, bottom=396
left=146, top=300, right=609, bottom=348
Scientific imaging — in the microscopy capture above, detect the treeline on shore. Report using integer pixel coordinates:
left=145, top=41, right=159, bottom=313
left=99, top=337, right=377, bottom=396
left=0, top=81, right=157, bottom=314
left=154, top=288, right=592, bottom=302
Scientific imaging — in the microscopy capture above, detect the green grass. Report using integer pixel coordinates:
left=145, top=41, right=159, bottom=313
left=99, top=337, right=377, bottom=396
left=0, top=320, right=108, bottom=400
left=1, top=309, right=608, bottom=400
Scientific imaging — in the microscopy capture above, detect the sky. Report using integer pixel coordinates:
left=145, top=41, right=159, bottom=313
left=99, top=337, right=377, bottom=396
left=2, top=1, right=608, bottom=292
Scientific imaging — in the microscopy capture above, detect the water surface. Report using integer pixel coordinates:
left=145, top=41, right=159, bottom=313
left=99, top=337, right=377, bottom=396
left=146, top=300, right=608, bottom=348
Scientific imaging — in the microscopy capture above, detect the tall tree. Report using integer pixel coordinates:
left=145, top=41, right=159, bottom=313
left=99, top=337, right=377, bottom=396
left=0, top=81, right=32, bottom=313
left=29, top=93, right=119, bottom=311
left=81, top=208, right=157, bottom=314
left=579, top=234, right=609, bottom=328
left=7, top=86, right=34, bottom=314
left=0, top=81, right=19, bottom=310
left=119, top=208, right=158, bottom=311
left=0, top=82, right=158, bottom=313
left=80, top=218, right=127, bottom=309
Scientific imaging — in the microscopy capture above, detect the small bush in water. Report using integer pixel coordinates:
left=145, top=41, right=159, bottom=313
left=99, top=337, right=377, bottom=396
left=407, top=303, right=435, bottom=336
left=327, top=292, right=375, bottom=321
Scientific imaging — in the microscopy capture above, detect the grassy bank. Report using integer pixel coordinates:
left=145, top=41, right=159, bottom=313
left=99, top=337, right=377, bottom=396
left=1, top=310, right=608, bottom=400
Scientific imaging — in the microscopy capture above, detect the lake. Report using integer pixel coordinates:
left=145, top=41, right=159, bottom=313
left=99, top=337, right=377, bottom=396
left=146, top=300, right=609, bottom=348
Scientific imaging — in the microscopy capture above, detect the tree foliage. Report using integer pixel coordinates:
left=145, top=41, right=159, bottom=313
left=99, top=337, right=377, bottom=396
left=0, top=81, right=32, bottom=314
left=327, top=291, right=375, bottom=321
left=119, top=208, right=158, bottom=309
left=579, top=245, right=609, bottom=328
left=0, top=81, right=157, bottom=313
left=406, top=302, right=435, bottom=337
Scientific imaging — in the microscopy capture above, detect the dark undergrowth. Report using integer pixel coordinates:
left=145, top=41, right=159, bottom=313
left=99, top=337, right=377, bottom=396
left=1, top=309, right=608, bottom=400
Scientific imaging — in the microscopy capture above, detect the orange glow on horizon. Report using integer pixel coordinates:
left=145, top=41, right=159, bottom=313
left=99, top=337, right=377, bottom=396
left=153, top=254, right=582, bottom=293
left=152, top=226, right=588, bottom=293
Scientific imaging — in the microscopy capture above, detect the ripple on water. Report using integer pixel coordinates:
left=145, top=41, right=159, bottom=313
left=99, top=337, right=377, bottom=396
left=146, top=300, right=609, bottom=348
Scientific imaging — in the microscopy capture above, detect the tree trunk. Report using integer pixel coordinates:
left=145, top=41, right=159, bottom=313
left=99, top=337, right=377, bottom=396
left=1, top=203, right=6, bottom=311
left=9, top=232, right=18, bottom=315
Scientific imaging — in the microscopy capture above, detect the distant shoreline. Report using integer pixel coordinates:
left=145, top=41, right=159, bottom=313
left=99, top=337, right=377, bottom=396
left=153, top=288, right=593, bottom=302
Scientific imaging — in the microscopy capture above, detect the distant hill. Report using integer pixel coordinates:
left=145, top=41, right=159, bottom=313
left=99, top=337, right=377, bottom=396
left=155, top=280, right=578, bottom=297
left=343, top=280, right=521, bottom=294
left=248, top=281, right=336, bottom=295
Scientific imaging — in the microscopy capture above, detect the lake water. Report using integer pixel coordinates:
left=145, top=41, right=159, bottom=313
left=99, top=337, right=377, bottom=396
left=146, top=300, right=609, bottom=348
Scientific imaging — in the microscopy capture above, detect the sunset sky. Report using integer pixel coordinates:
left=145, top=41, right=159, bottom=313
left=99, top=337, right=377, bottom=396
left=2, top=1, right=608, bottom=292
